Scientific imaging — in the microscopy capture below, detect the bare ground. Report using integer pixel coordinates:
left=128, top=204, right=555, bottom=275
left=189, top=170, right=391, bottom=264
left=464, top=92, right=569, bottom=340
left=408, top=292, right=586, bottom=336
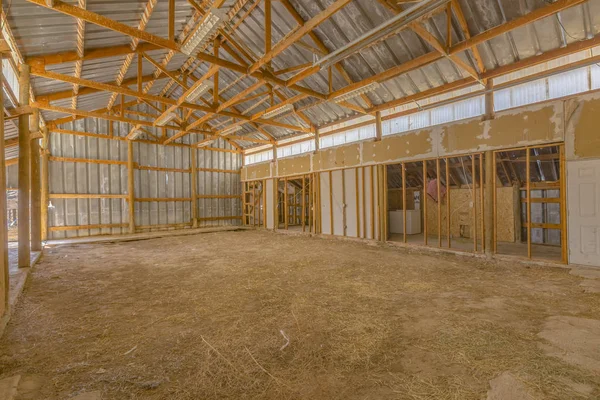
left=0, top=230, right=599, bottom=399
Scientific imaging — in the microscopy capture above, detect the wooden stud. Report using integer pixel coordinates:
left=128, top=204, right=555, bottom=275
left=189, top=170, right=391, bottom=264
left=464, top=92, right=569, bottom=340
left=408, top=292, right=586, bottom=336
left=355, top=167, right=359, bottom=238
left=480, top=153, right=485, bottom=252
left=284, top=178, right=288, bottom=230
left=362, top=166, right=366, bottom=238
left=472, top=155, right=477, bottom=252
left=423, top=161, right=428, bottom=246
left=436, top=158, right=441, bottom=248
left=329, top=170, right=333, bottom=235
left=493, top=151, right=497, bottom=253
left=370, top=166, right=375, bottom=240
left=375, top=111, right=382, bottom=141
left=127, top=141, right=135, bottom=233
left=18, top=63, right=31, bottom=268
left=41, top=130, right=49, bottom=242
left=263, top=179, right=267, bottom=228
left=560, top=145, right=567, bottom=263
left=446, top=158, right=450, bottom=248
left=402, top=163, right=407, bottom=243
left=190, top=147, right=198, bottom=228
left=302, top=176, right=306, bottom=232
left=342, top=170, right=346, bottom=236
left=30, top=109, right=42, bottom=252
left=526, top=149, right=531, bottom=259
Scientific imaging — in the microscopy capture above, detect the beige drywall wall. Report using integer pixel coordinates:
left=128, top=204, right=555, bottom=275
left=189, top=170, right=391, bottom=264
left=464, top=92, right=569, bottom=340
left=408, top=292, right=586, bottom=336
left=277, top=154, right=311, bottom=177
left=313, top=142, right=362, bottom=171
left=441, top=102, right=564, bottom=156
left=245, top=162, right=272, bottom=180
left=565, top=92, right=600, bottom=160
left=362, top=129, right=437, bottom=164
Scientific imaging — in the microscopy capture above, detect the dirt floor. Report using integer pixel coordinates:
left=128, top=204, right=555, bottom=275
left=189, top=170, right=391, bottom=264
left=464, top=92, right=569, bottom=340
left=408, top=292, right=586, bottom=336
left=0, top=230, right=599, bottom=399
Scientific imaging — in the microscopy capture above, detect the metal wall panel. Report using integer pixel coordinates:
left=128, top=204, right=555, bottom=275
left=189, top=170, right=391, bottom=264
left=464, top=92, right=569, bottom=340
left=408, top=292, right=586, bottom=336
left=45, top=116, right=241, bottom=239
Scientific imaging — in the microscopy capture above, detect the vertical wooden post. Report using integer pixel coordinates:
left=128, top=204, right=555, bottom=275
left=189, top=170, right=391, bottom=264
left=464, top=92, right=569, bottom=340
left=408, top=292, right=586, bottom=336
left=370, top=166, right=375, bottom=240
left=402, top=163, right=407, bottom=243
left=30, top=109, right=42, bottom=252
left=18, top=63, right=31, bottom=268
left=263, top=179, right=267, bottom=228
left=302, top=176, right=306, bottom=232
left=41, top=129, right=49, bottom=242
left=492, top=152, right=497, bottom=253
left=479, top=153, right=485, bottom=252
left=423, top=161, right=428, bottom=245
left=436, top=158, right=441, bottom=248
left=190, top=147, right=198, bottom=228
left=328, top=171, right=333, bottom=235
left=315, top=128, right=320, bottom=152
left=383, top=165, right=388, bottom=241
left=127, top=141, right=135, bottom=234
left=273, top=178, right=278, bottom=230
left=446, top=158, right=451, bottom=248
left=559, top=145, right=567, bottom=264
left=361, top=167, right=366, bottom=238
left=526, top=149, right=531, bottom=259
left=284, top=178, right=288, bottom=230
left=375, top=111, right=382, bottom=141
left=168, top=0, right=175, bottom=41
left=472, top=155, right=477, bottom=252
left=355, top=167, right=359, bottom=238
left=342, top=170, right=346, bottom=236
left=253, top=182, right=257, bottom=227
left=0, top=50, right=8, bottom=312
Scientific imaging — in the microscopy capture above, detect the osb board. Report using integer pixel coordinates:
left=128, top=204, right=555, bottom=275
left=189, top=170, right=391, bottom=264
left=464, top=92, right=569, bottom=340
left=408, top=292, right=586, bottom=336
left=565, top=95, right=600, bottom=160
left=313, top=143, right=361, bottom=171
left=362, top=129, right=436, bottom=164
left=387, top=188, right=417, bottom=211
left=277, top=154, right=311, bottom=177
left=244, top=162, right=272, bottom=181
left=441, top=102, right=564, bottom=155
left=425, top=187, right=514, bottom=242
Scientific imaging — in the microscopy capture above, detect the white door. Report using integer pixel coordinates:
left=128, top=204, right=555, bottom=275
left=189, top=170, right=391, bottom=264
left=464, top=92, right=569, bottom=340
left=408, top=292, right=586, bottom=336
left=568, top=159, right=600, bottom=266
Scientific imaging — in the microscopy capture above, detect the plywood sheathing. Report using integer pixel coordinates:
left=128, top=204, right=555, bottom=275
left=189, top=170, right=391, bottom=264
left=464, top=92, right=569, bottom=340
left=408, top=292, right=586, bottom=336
left=313, top=143, right=361, bottom=171
left=424, top=186, right=515, bottom=242
left=277, top=154, right=311, bottom=177
left=564, top=92, right=600, bottom=160
left=362, top=129, right=437, bottom=164
left=245, top=162, right=272, bottom=180
left=441, top=103, right=564, bottom=156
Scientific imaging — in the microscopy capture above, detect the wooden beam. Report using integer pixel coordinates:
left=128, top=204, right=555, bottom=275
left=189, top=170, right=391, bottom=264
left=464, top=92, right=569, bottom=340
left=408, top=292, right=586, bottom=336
left=18, top=64, right=31, bottom=268
left=25, top=0, right=177, bottom=51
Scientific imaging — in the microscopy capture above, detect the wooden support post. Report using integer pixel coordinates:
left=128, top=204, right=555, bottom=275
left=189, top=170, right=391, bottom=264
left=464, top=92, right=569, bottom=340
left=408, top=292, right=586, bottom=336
left=484, top=79, right=495, bottom=120
left=423, top=161, right=428, bottom=246
left=492, top=151, right=497, bottom=253
left=315, top=128, right=320, bottom=152
left=402, top=163, right=407, bottom=243
left=375, top=111, right=382, bottom=141
left=526, top=149, right=531, bottom=259
left=328, top=171, right=333, bottom=235
left=190, top=147, right=198, bottom=228
left=263, top=179, right=267, bottom=229
left=18, top=63, right=31, bottom=268
left=0, top=51, right=8, bottom=312
left=361, top=167, right=366, bottom=238
left=30, top=108, right=42, bottom=252
left=383, top=165, right=388, bottom=241
left=355, top=168, right=359, bottom=238
left=342, top=171, right=346, bottom=236
left=41, top=129, right=49, bottom=241
left=302, top=176, right=306, bottom=232
left=472, top=155, right=477, bottom=252
left=370, top=166, right=375, bottom=240
left=436, top=158, right=441, bottom=248
left=273, top=178, right=278, bottom=231
left=479, top=153, right=485, bottom=252
left=127, top=141, right=135, bottom=233
left=284, top=178, right=288, bottom=230
left=559, top=145, right=567, bottom=263
left=446, top=158, right=450, bottom=248
left=253, top=182, right=257, bottom=226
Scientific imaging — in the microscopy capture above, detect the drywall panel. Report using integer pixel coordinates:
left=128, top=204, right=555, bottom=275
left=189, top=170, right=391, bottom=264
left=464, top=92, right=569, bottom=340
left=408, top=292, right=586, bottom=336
left=245, top=161, right=272, bottom=180
left=277, top=154, right=311, bottom=177
left=331, top=170, right=344, bottom=236
left=441, top=102, right=564, bottom=155
left=319, top=171, right=332, bottom=235
left=344, top=168, right=358, bottom=238
left=266, top=179, right=275, bottom=229
left=565, top=94, right=600, bottom=160
left=313, top=142, right=361, bottom=171
left=362, top=129, right=437, bottom=164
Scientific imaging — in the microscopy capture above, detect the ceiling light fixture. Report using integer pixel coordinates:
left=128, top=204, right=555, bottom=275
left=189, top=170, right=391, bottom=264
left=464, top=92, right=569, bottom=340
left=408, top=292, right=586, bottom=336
left=180, top=8, right=229, bottom=57
left=262, top=104, right=294, bottom=119
left=185, top=81, right=212, bottom=102
left=332, top=82, right=380, bottom=103
left=155, top=112, right=178, bottom=126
